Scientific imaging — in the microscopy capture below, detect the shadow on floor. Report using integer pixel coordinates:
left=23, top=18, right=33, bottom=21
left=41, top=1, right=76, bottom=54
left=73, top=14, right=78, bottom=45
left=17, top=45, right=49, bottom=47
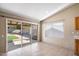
left=8, top=39, right=37, bottom=51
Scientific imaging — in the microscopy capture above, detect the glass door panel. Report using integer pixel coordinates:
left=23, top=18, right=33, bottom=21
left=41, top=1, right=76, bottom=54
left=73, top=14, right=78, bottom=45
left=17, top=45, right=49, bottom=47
left=31, top=24, right=38, bottom=43
left=8, top=20, right=21, bottom=51
left=22, top=23, right=31, bottom=46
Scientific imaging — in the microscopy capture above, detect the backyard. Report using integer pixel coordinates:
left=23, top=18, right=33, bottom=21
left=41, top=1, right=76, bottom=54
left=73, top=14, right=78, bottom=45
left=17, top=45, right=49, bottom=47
left=8, top=34, right=18, bottom=43
left=7, top=20, right=37, bottom=51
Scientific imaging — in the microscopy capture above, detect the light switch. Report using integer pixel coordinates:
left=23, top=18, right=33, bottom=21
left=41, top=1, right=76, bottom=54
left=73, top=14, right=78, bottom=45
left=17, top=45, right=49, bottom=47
left=2, top=35, right=4, bottom=38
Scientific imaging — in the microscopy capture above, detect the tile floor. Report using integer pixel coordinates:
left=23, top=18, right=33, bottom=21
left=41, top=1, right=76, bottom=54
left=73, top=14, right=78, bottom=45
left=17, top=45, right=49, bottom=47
left=1, top=42, right=74, bottom=56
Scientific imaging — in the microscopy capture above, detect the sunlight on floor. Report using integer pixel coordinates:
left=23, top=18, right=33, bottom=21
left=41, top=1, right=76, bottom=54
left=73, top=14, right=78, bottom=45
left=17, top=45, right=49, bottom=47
left=2, top=42, right=74, bottom=56
left=13, top=40, right=30, bottom=45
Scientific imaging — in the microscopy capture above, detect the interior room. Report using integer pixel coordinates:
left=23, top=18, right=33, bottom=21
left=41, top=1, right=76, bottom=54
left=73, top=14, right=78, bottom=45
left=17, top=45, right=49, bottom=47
left=0, top=3, right=79, bottom=56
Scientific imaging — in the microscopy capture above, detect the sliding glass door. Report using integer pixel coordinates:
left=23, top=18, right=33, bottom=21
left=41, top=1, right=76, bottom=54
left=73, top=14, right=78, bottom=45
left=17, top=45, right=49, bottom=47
left=8, top=20, right=21, bottom=51
left=7, top=19, right=38, bottom=51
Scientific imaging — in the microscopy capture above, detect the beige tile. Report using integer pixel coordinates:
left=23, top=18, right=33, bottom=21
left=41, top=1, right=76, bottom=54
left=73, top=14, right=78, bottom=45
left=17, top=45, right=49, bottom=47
left=1, top=42, right=74, bottom=56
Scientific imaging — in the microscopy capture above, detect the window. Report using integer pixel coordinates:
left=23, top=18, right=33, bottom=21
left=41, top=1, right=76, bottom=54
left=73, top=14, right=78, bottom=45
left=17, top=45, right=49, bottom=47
left=45, top=21, right=64, bottom=39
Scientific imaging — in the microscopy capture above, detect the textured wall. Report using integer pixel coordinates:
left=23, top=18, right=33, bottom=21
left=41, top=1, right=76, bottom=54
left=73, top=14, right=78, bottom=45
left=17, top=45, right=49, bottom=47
left=41, top=4, right=79, bottom=51
left=0, top=16, right=6, bottom=53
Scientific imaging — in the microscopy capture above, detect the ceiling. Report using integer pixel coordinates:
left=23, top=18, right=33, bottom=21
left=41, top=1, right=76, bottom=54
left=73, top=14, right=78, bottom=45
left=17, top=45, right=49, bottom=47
left=0, top=3, right=73, bottom=22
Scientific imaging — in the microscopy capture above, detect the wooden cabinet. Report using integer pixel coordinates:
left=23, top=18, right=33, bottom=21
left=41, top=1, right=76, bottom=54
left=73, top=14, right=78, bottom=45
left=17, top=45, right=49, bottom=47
left=75, top=17, right=79, bottom=30
left=75, top=17, right=79, bottom=55
left=75, top=39, right=79, bottom=55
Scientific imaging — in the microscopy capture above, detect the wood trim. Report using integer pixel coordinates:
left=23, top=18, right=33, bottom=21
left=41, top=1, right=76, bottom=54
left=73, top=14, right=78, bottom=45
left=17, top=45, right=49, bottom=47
left=75, top=39, right=79, bottom=56
left=75, top=17, right=79, bottom=30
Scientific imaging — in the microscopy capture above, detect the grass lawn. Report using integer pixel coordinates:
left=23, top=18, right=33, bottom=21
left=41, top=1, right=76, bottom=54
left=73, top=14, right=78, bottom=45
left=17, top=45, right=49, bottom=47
left=8, top=35, right=18, bottom=42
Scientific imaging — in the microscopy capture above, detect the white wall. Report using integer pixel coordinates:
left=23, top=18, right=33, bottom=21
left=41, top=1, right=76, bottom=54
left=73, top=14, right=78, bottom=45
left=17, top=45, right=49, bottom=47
left=41, top=4, right=79, bottom=51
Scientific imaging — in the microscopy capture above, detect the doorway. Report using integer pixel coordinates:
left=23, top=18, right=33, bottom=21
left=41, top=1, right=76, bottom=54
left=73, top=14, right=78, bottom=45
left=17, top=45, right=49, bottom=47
left=7, top=19, right=38, bottom=51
